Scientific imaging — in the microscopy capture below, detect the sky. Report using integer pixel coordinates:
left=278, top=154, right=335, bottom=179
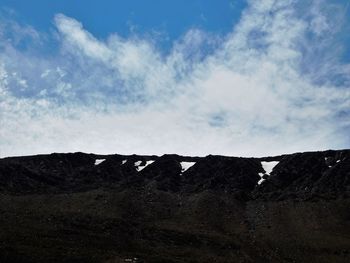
left=0, top=0, right=350, bottom=158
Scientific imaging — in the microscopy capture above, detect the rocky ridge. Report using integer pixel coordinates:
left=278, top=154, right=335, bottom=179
left=0, top=149, right=350, bottom=262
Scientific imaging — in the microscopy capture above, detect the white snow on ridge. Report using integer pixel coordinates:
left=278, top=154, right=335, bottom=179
left=258, top=161, right=279, bottom=185
left=180, top=161, right=196, bottom=172
left=325, top=157, right=342, bottom=167
left=94, top=159, right=106, bottom=166
left=135, top=160, right=154, bottom=171
left=261, top=161, right=279, bottom=175
left=324, top=157, right=332, bottom=168
left=258, top=173, right=265, bottom=185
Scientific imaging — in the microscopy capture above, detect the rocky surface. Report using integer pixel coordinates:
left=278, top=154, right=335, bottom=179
left=0, top=149, right=350, bottom=262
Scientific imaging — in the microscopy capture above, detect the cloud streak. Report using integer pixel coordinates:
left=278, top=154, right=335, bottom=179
left=0, top=0, right=349, bottom=157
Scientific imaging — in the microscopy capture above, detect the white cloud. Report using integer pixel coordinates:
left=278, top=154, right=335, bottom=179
left=55, top=14, right=112, bottom=62
left=0, top=0, right=349, bottom=158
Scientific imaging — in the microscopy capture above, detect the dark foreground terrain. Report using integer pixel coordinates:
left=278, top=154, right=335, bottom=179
left=0, top=150, right=350, bottom=262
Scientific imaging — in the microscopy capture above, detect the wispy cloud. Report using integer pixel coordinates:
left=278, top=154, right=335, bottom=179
left=0, top=0, right=349, bottom=157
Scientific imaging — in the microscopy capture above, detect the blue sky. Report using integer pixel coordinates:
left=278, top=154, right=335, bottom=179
left=0, top=0, right=350, bottom=157
left=0, top=0, right=246, bottom=51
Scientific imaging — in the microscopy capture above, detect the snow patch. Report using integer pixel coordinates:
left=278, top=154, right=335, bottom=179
left=336, top=160, right=341, bottom=163
left=94, top=159, right=105, bottom=166
left=180, top=161, right=196, bottom=172
left=325, top=157, right=333, bottom=168
left=122, top=160, right=127, bottom=165
left=135, top=160, right=154, bottom=171
left=258, top=173, right=265, bottom=185
left=261, top=161, right=279, bottom=174
left=258, top=161, right=279, bottom=185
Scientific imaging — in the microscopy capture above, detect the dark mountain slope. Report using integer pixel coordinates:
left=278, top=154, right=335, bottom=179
left=0, top=150, right=349, bottom=262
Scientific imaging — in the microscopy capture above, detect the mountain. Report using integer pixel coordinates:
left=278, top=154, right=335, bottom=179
left=0, top=150, right=349, bottom=262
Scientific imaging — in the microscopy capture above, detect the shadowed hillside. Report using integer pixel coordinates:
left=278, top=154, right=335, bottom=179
left=0, top=150, right=350, bottom=262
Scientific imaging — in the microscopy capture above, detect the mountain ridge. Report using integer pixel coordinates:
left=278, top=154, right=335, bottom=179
left=1, top=149, right=349, bottom=200
left=0, top=149, right=350, bottom=262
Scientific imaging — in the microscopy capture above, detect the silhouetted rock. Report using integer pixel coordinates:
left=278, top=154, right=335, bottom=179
left=0, top=149, right=349, bottom=262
